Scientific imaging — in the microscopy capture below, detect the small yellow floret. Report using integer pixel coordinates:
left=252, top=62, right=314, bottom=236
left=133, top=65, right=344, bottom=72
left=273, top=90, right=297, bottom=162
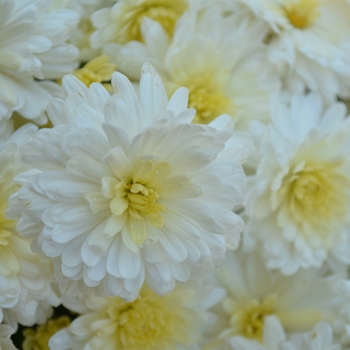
left=73, top=55, right=116, bottom=90
left=283, top=0, right=320, bottom=29
left=23, top=317, right=71, bottom=350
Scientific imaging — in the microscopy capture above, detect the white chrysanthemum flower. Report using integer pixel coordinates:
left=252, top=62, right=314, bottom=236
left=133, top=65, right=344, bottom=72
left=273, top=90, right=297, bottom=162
left=0, top=0, right=79, bottom=123
left=238, top=0, right=350, bottom=103
left=106, top=5, right=279, bottom=129
left=49, top=280, right=224, bottom=350
left=280, top=322, right=341, bottom=350
left=0, top=124, right=60, bottom=330
left=90, top=0, right=188, bottom=48
left=212, top=251, right=335, bottom=348
left=245, top=93, right=350, bottom=275
left=0, top=324, right=17, bottom=350
left=8, top=63, right=246, bottom=300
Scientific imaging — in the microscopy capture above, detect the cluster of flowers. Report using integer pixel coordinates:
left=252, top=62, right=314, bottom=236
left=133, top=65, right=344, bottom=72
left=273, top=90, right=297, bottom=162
left=1, top=0, right=350, bottom=349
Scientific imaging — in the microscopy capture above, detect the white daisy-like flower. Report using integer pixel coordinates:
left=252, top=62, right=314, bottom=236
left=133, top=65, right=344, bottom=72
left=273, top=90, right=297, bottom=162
left=106, top=4, right=279, bottom=129
left=238, top=0, right=350, bottom=103
left=0, top=124, right=60, bottom=330
left=0, top=323, right=17, bottom=350
left=0, top=0, right=79, bottom=123
left=90, top=0, right=188, bottom=47
left=245, top=93, right=350, bottom=275
left=212, top=251, right=335, bottom=348
left=7, top=63, right=246, bottom=300
left=49, top=280, right=224, bottom=350
left=280, top=322, right=341, bottom=350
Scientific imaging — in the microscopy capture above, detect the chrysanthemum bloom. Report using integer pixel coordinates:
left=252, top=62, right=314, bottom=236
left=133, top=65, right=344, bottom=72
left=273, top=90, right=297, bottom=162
left=49, top=281, right=224, bottom=350
left=245, top=93, right=350, bottom=275
left=0, top=124, right=60, bottom=330
left=237, top=0, right=350, bottom=103
left=213, top=251, right=335, bottom=348
left=8, top=63, right=246, bottom=300
left=23, top=316, right=71, bottom=350
left=280, top=323, right=341, bottom=350
left=0, top=323, right=17, bottom=350
left=106, top=4, right=279, bottom=129
left=90, top=0, right=188, bottom=47
left=0, top=0, right=79, bottom=124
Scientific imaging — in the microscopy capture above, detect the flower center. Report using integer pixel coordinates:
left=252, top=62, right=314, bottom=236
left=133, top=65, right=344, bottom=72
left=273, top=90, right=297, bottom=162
left=101, top=160, right=170, bottom=245
left=223, top=296, right=276, bottom=342
left=278, top=160, right=348, bottom=236
left=184, top=74, right=234, bottom=124
left=120, top=0, right=188, bottom=43
left=283, top=0, right=320, bottom=29
left=110, top=180, right=164, bottom=227
left=105, top=286, right=196, bottom=349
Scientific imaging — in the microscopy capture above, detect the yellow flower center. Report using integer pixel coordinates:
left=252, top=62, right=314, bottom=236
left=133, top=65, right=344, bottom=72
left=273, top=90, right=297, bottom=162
left=23, top=317, right=71, bottom=350
left=110, top=180, right=164, bottom=227
left=278, top=159, right=348, bottom=237
left=103, top=285, right=197, bottom=350
left=282, top=0, right=320, bottom=29
left=223, top=296, right=276, bottom=342
left=73, top=55, right=116, bottom=90
left=177, top=73, right=234, bottom=124
left=117, top=0, right=188, bottom=43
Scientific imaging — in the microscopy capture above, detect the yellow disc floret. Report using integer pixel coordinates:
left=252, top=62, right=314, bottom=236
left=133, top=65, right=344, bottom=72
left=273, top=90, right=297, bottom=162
left=282, top=0, right=320, bottom=29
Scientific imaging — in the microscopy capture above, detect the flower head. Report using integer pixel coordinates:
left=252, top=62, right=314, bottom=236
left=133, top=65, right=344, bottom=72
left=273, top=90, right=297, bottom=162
left=245, top=94, right=350, bottom=274
left=8, top=63, right=246, bottom=300
left=213, top=251, right=335, bottom=348
left=109, top=5, right=279, bottom=130
left=0, top=124, right=60, bottom=329
left=238, top=0, right=350, bottom=102
left=49, top=281, right=224, bottom=350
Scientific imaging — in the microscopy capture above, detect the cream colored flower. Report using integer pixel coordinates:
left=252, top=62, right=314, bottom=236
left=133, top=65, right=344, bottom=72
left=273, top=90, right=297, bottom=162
left=238, top=0, right=350, bottom=103
left=245, top=93, right=350, bottom=274
left=0, top=124, right=60, bottom=329
left=107, top=5, right=279, bottom=129
left=8, top=64, right=246, bottom=300
left=49, top=281, right=223, bottom=350
left=212, top=251, right=335, bottom=348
